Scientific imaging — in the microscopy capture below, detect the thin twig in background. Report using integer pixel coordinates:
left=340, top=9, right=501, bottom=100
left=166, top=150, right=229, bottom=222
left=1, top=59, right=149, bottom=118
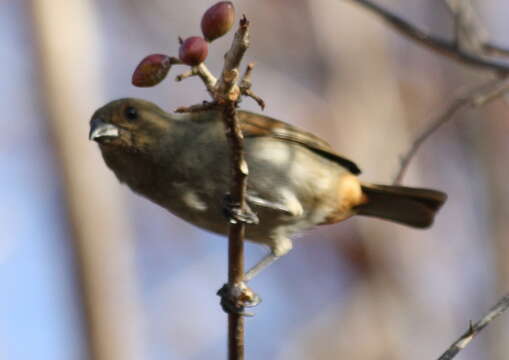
left=344, top=0, right=509, bottom=74
left=483, top=44, right=509, bottom=59
left=437, top=295, right=509, bottom=360
left=393, top=76, right=509, bottom=185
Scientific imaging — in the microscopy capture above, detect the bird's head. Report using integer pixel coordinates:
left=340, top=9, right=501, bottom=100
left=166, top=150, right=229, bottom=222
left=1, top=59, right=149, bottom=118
left=89, top=98, right=172, bottom=154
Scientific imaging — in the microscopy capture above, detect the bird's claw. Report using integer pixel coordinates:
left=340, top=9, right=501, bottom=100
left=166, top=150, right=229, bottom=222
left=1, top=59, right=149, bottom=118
left=223, top=194, right=259, bottom=225
left=217, top=282, right=261, bottom=316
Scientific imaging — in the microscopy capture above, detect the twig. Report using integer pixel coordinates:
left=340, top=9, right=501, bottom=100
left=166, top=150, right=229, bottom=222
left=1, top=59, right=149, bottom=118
left=195, top=63, right=218, bottom=97
left=437, top=294, right=509, bottom=360
left=442, top=0, right=509, bottom=60
left=176, top=62, right=217, bottom=97
left=216, top=16, right=250, bottom=99
left=175, top=69, right=195, bottom=82
left=483, top=44, right=509, bottom=59
left=393, top=76, right=509, bottom=184
left=240, top=63, right=265, bottom=110
left=444, top=0, right=488, bottom=56
left=344, top=0, right=509, bottom=74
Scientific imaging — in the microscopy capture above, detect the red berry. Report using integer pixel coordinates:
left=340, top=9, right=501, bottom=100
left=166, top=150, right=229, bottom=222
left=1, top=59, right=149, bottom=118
left=201, top=1, right=235, bottom=42
left=132, top=54, right=171, bottom=87
left=179, top=37, right=208, bottom=66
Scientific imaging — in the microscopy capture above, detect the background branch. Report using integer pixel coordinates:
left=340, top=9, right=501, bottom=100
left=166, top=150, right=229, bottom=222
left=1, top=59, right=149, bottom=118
left=438, top=294, right=509, bottom=360
left=31, top=1, right=145, bottom=359
left=345, top=0, right=509, bottom=74
left=393, top=76, right=509, bottom=184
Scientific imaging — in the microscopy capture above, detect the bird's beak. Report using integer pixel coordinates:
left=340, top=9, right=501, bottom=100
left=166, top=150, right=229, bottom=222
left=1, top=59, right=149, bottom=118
left=89, top=117, right=119, bottom=141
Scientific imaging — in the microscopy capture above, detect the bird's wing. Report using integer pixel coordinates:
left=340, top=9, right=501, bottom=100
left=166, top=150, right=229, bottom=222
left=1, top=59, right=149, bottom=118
left=238, top=110, right=361, bottom=174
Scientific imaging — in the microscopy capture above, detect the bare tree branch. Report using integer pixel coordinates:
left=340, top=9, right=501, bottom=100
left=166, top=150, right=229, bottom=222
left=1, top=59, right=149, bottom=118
left=344, top=0, right=509, bottom=74
left=444, top=0, right=488, bottom=56
left=438, top=294, right=509, bottom=360
left=175, top=61, right=218, bottom=98
left=214, top=17, right=251, bottom=360
left=177, top=15, right=263, bottom=360
left=483, top=44, right=509, bottom=59
left=393, top=76, right=509, bottom=184
left=240, top=63, right=265, bottom=110
left=32, top=1, right=145, bottom=359
left=223, top=103, right=247, bottom=360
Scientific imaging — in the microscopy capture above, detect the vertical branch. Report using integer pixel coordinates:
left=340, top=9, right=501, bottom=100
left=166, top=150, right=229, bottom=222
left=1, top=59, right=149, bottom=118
left=174, top=15, right=263, bottom=360
left=223, top=104, right=248, bottom=284
left=30, top=0, right=145, bottom=359
left=223, top=103, right=248, bottom=360
left=218, top=17, right=259, bottom=360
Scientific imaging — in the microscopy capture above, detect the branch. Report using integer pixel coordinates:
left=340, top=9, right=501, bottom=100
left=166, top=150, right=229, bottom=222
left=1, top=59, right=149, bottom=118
left=240, top=63, right=265, bottom=110
left=216, top=15, right=250, bottom=98
left=437, top=294, right=509, bottom=360
left=344, top=0, right=509, bottom=74
left=443, top=0, right=509, bottom=60
left=174, top=15, right=262, bottom=360
left=444, top=0, right=488, bottom=56
left=393, top=76, right=509, bottom=184
left=223, top=103, right=247, bottom=360
left=171, top=13, right=265, bottom=360
left=218, top=18, right=252, bottom=360
left=484, top=44, right=509, bottom=59
left=175, top=62, right=217, bottom=98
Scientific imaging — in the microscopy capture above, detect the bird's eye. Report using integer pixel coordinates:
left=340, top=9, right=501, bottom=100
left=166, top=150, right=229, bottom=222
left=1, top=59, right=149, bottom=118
left=124, top=106, right=138, bottom=120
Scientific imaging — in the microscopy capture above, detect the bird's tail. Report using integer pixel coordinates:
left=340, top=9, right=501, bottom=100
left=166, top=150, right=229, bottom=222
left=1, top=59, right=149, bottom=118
left=354, top=184, right=447, bottom=228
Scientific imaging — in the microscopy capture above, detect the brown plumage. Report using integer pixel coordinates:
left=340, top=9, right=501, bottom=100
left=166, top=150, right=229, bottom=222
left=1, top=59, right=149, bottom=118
left=90, top=98, right=447, bottom=280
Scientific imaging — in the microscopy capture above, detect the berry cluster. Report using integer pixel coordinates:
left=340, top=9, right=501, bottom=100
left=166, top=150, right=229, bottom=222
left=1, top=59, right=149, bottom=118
left=132, top=1, right=235, bottom=87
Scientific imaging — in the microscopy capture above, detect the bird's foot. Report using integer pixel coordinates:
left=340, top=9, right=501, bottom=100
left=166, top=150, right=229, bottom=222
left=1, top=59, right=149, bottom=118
left=223, top=194, right=259, bottom=225
left=217, top=282, right=261, bottom=316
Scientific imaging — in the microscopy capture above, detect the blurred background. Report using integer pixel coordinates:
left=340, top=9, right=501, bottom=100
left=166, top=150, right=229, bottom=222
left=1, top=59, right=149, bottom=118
left=2, top=0, right=509, bottom=359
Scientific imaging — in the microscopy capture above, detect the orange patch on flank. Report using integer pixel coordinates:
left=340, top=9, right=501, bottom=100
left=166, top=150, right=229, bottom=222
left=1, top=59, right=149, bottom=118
left=321, top=175, right=368, bottom=225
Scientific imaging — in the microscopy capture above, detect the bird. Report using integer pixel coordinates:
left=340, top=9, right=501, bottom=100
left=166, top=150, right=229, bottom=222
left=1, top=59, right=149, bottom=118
left=89, top=98, right=447, bottom=281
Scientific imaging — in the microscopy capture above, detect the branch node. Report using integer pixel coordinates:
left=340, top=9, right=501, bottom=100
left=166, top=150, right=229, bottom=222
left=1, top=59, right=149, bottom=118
left=240, top=14, right=249, bottom=28
left=223, top=193, right=259, bottom=225
left=239, top=159, right=249, bottom=176
left=217, top=282, right=261, bottom=316
left=240, top=63, right=265, bottom=109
